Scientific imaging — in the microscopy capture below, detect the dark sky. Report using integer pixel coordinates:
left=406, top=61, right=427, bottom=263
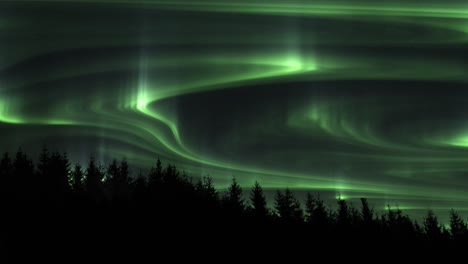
left=2, top=0, right=468, bottom=223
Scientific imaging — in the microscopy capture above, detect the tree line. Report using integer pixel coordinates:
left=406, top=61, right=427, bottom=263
left=0, top=147, right=466, bottom=259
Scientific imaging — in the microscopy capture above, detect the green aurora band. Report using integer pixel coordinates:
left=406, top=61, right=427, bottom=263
left=2, top=0, right=468, bottom=221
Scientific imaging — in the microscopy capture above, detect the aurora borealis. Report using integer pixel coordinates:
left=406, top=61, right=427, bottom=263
left=2, top=0, right=468, bottom=222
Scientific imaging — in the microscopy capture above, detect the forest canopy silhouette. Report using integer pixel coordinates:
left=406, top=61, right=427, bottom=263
left=1, top=147, right=467, bottom=260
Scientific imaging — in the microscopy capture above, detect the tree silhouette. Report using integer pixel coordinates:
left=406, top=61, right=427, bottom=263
left=162, top=164, right=179, bottom=185
left=84, top=156, right=103, bottom=202
left=13, top=149, right=34, bottom=202
left=222, top=177, right=244, bottom=217
left=360, top=198, right=374, bottom=224
left=382, top=205, right=416, bottom=242
left=196, top=176, right=218, bottom=202
left=3, top=146, right=468, bottom=257
left=107, top=159, right=120, bottom=203
left=305, top=193, right=329, bottom=229
left=274, top=188, right=303, bottom=224
left=424, top=209, right=443, bottom=242
left=250, top=181, right=268, bottom=220
left=0, top=152, right=13, bottom=208
left=118, top=159, right=130, bottom=196
left=107, top=159, right=120, bottom=183
left=449, top=209, right=467, bottom=243
left=336, top=198, right=350, bottom=228
left=107, top=159, right=130, bottom=204
left=47, top=151, right=70, bottom=204
left=0, top=152, right=12, bottom=179
left=36, top=146, right=50, bottom=179
left=148, top=158, right=163, bottom=187
left=36, top=147, right=64, bottom=202
left=147, top=158, right=163, bottom=204
left=71, top=164, right=84, bottom=192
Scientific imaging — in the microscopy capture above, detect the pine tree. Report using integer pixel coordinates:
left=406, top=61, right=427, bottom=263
left=0, top=152, right=12, bottom=201
left=85, top=156, right=103, bottom=199
left=336, top=198, right=350, bottom=228
left=107, top=159, right=120, bottom=184
left=71, top=164, right=84, bottom=192
left=196, top=176, right=218, bottom=202
left=148, top=158, right=163, bottom=187
left=424, top=210, right=442, bottom=241
left=163, top=164, right=178, bottom=184
left=13, top=149, right=34, bottom=201
left=223, top=177, right=244, bottom=215
left=37, top=146, right=50, bottom=178
left=107, top=158, right=129, bottom=201
left=305, top=193, right=329, bottom=228
left=360, top=198, right=374, bottom=224
left=274, top=188, right=303, bottom=223
left=250, top=181, right=268, bottom=219
left=117, top=159, right=130, bottom=193
left=449, top=209, right=467, bottom=242
left=48, top=151, right=70, bottom=197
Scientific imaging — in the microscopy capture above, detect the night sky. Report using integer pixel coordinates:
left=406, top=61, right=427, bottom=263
left=2, top=0, right=468, bottom=222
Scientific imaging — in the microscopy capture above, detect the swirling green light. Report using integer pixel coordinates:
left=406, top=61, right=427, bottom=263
left=3, top=0, right=468, bottom=222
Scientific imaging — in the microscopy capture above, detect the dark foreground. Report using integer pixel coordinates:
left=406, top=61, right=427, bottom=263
left=1, top=149, right=465, bottom=261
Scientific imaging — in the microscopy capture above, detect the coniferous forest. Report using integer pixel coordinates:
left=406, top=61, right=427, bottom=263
left=1, top=148, right=467, bottom=260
